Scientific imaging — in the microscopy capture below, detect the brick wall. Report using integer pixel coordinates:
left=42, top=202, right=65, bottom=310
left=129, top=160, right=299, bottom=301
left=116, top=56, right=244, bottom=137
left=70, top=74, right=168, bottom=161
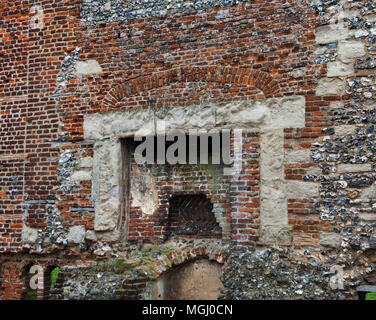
left=0, top=0, right=322, bottom=251
left=2, top=0, right=375, bottom=300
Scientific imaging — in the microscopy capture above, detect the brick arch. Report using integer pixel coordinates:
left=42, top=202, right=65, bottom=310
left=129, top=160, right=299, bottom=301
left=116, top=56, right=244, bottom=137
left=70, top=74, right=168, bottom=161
left=151, top=245, right=228, bottom=279
left=102, top=66, right=280, bottom=108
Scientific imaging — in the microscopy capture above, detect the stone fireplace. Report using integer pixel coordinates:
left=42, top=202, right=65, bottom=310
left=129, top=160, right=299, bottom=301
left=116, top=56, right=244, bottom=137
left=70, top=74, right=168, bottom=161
left=83, top=95, right=306, bottom=245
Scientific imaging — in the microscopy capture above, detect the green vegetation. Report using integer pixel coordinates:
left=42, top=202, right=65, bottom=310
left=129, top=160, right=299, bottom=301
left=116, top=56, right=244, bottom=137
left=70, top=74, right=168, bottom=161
left=101, top=259, right=133, bottom=272
left=365, top=292, right=376, bottom=300
left=50, top=267, right=60, bottom=290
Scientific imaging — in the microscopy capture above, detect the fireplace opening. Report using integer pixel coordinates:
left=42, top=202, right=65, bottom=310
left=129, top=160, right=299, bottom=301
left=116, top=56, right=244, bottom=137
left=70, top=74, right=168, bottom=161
left=166, top=194, right=221, bottom=239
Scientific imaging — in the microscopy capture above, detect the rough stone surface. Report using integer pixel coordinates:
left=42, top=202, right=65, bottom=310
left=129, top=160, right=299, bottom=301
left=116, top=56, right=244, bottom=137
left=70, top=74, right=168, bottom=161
left=67, top=226, right=86, bottom=244
left=285, top=149, right=312, bottom=164
left=337, top=164, right=372, bottom=173
left=75, top=60, right=103, bottom=75
left=81, top=0, right=254, bottom=25
left=130, top=165, right=158, bottom=216
left=361, top=184, right=376, bottom=199
left=259, top=129, right=290, bottom=244
left=220, top=246, right=350, bottom=300
left=337, top=40, right=367, bottom=63
left=286, top=181, right=319, bottom=199
left=71, top=169, right=92, bottom=182
left=21, top=225, right=38, bottom=244
left=92, top=140, right=121, bottom=236
left=315, top=23, right=349, bottom=45
left=316, top=78, right=346, bottom=96
left=84, top=96, right=306, bottom=140
left=319, top=232, right=341, bottom=248
left=327, top=61, right=354, bottom=77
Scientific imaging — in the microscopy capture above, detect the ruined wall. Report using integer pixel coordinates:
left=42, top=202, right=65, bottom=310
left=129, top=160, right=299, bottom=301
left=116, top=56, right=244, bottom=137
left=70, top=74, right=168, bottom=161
left=0, top=0, right=375, bottom=300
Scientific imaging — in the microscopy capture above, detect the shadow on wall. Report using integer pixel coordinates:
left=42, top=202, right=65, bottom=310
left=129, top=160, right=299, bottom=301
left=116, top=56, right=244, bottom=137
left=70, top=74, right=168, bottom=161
left=145, top=259, right=224, bottom=300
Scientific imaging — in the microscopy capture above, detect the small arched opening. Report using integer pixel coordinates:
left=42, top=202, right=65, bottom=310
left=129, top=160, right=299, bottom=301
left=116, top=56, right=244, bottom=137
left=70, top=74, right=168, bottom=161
left=149, top=258, right=224, bottom=300
left=166, top=194, right=222, bottom=239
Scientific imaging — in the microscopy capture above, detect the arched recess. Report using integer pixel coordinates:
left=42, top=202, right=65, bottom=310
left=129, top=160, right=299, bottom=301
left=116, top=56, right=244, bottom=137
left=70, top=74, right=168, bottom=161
left=142, top=245, right=228, bottom=300
left=102, top=66, right=280, bottom=109
left=165, top=193, right=223, bottom=240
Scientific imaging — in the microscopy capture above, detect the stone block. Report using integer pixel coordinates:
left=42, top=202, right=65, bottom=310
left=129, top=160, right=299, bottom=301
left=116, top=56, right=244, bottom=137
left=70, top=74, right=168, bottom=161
left=68, top=225, right=86, bottom=244
left=337, top=163, right=372, bottom=173
left=327, top=61, right=354, bottom=77
left=335, top=125, right=356, bottom=136
left=319, top=231, right=341, bottom=248
left=337, top=40, right=366, bottom=63
left=286, top=181, right=319, bottom=198
left=316, top=78, right=345, bottom=96
left=75, top=60, right=102, bottom=75
left=315, top=23, right=349, bottom=44
left=22, top=224, right=38, bottom=244
left=285, top=148, right=311, bottom=164
left=361, top=184, right=376, bottom=200
left=259, top=225, right=292, bottom=245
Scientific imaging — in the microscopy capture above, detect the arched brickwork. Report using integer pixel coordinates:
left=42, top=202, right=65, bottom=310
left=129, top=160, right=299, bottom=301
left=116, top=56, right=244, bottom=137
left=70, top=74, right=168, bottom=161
left=115, top=245, right=228, bottom=300
left=150, top=245, right=228, bottom=280
left=102, top=66, right=280, bottom=109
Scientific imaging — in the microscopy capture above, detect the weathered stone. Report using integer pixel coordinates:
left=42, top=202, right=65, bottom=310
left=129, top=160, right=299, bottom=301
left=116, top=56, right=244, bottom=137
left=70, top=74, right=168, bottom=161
left=337, top=40, right=366, bottom=63
left=71, top=169, right=92, bottom=181
left=335, top=125, right=356, bottom=136
left=75, top=60, right=102, bottom=75
left=21, top=224, right=38, bottom=244
left=286, top=181, right=319, bottom=198
left=315, top=23, right=349, bottom=44
left=361, top=184, right=376, bottom=200
left=330, top=101, right=345, bottom=109
left=79, top=157, right=93, bottom=168
left=339, top=8, right=359, bottom=21
left=85, top=230, right=97, bottom=241
left=67, top=225, right=86, bottom=244
left=359, top=214, right=376, bottom=222
left=95, top=230, right=121, bottom=241
left=94, top=199, right=120, bottom=232
left=365, top=13, right=376, bottom=22
left=92, top=140, right=122, bottom=235
left=337, top=164, right=372, bottom=173
left=327, top=61, right=354, bottom=77
left=285, top=148, right=311, bottom=164
left=316, top=78, right=346, bottom=96
left=130, top=165, right=158, bottom=215
left=259, top=129, right=290, bottom=244
left=259, top=225, right=292, bottom=245
left=84, top=96, right=306, bottom=140
left=319, top=231, right=341, bottom=248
